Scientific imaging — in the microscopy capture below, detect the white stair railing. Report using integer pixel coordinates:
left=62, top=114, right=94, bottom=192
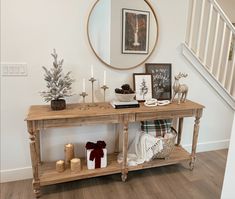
left=185, top=0, right=235, bottom=99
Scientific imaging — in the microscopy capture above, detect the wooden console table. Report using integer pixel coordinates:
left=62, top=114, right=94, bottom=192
left=25, top=100, right=204, bottom=198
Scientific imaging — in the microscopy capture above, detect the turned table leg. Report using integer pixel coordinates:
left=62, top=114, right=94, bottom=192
left=114, top=124, right=121, bottom=154
left=190, top=109, right=203, bottom=170
left=35, top=130, right=41, bottom=165
left=121, top=121, right=128, bottom=182
left=177, top=118, right=184, bottom=146
left=28, top=121, right=41, bottom=198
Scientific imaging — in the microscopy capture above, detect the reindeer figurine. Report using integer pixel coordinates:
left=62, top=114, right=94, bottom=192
left=172, top=72, right=188, bottom=104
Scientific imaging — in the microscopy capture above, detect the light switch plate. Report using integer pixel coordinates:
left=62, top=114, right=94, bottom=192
left=1, top=63, right=28, bottom=76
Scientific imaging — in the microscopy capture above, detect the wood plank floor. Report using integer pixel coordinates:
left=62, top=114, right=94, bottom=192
left=1, top=149, right=227, bottom=199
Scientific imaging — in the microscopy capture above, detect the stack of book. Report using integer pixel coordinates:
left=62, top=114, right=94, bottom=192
left=110, top=100, right=140, bottom=109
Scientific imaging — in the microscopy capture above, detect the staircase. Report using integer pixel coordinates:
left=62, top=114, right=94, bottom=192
left=182, top=0, right=235, bottom=109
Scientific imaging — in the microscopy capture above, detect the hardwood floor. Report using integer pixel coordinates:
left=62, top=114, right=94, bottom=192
left=1, top=149, right=227, bottom=199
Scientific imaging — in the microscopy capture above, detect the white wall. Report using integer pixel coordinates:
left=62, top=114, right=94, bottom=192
left=221, top=113, right=235, bottom=198
left=217, top=0, right=235, bottom=22
left=1, top=0, right=234, bottom=182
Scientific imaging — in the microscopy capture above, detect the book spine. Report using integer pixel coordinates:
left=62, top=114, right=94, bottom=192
left=114, top=104, right=140, bottom=109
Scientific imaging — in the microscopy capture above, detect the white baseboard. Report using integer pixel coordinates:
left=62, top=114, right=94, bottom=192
left=0, top=139, right=229, bottom=183
left=183, top=139, right=230, bottom=153
left=0, top=166, right=32, bottom=183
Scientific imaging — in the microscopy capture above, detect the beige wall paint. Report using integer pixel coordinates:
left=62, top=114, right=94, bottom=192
left=217, top=0, right=235, bottom=22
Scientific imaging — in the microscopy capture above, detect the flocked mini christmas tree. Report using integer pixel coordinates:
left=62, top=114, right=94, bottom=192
left=41, top=49, right=74, bottom=110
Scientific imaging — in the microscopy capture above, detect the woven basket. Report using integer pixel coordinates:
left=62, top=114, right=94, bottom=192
left=153, top=128, right=177, bottom=159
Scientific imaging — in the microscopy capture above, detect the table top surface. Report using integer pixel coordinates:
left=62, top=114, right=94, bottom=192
left=25, top=100, right=204, bottom=121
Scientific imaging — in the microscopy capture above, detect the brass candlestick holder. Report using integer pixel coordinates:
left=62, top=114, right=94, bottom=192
left=79, top=92, right=88, bottom=110
left=89, top=77, right=97, bottom=107
left=101, top=85, right=109, bottom=102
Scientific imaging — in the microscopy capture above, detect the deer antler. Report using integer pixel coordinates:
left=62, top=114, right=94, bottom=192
left=178, top=72, right=188, bottom=78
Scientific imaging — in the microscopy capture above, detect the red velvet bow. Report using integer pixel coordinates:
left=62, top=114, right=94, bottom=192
left=86, top=141, right=106, bottom=168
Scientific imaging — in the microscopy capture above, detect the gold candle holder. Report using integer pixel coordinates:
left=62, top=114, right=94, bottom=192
left=56, top=160, right=65, bottom=173
left=79, top=92, right=88, bottom=103
left=101, top=85, right=109, bottom=102
left=89, top=77, right=97, bottom=107
left=70, top=158, right=81, bottom=173
left=64, top=143, right=75, bottom=165
left=79, top=92, right=89, bottom=110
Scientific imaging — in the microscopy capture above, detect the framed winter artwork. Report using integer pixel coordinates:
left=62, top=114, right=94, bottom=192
left=122, top=9, right=150, bottom=54
left=145, top=63, right=172, bottom=100
left=133, top=73, right=153, bottom=101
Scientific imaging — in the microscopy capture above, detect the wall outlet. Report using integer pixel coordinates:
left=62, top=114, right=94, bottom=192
left=1, top=63, right=28, bottom=76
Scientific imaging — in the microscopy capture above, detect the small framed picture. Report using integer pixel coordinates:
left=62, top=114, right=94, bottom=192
left=122, top=9, right=150, bottom=54
left=133, top=73, right=153, bottom=101
left=145, top=63, right=172, bottom=100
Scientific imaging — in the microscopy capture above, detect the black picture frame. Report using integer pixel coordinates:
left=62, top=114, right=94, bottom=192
left=133, top=73, right=153, bottom=101
left=122, top=8, right=150, bottom=54
left=145, top=63, right=172, bottom=100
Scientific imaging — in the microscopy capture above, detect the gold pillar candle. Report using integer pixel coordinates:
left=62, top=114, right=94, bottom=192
left=56, top=160, right=65, bottom=173
left=70, top=158, right=81, bottom=172
left=64, top=143, right=75, bottom=165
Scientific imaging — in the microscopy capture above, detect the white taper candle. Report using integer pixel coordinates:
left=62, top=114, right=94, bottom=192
left=82, top=78, right=85, bottom=92
left=91, top=65, right=94, bottom=78
left=103, top=70, right=106, bottom=85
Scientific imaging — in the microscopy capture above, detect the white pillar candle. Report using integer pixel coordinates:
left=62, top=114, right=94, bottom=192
left=56, top=160, right=65, bottom=173
left=103, top=70, right=106, bottom=85
left=70, top=158, right=81, bottom=173
left=91, top=65, right=94, bottom=78
left=82, top=78, right=85, bottom=92
left=64, top=143, right=75, bottom=165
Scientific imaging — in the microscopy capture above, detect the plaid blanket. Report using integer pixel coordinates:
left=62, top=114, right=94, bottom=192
left=141, top=119, right=172, bottom=137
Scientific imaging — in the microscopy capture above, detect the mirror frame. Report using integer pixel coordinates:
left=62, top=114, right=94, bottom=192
left=87, top=0, right=159, bottom=70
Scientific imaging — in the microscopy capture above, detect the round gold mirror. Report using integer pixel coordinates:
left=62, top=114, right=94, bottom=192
left=87, top=0, right=159, bottom=70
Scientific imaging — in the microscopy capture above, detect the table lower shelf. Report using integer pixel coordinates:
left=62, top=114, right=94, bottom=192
left=39, top=146, right=191, bottom=186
